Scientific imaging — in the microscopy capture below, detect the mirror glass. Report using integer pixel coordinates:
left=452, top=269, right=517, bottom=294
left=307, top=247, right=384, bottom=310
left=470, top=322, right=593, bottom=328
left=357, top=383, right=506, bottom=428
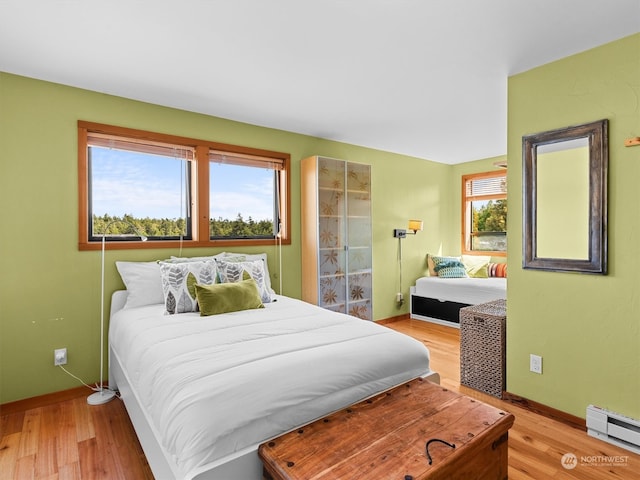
left=535, top=138, right=589, bottom=259
left=522, top=119, right=608, bottom=274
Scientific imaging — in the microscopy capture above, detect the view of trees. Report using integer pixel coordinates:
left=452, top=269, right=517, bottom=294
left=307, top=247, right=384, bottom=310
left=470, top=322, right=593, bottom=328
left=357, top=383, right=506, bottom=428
left=473, top=199, right=507, bottom=232
left=210, top=214, right=275, bottom=238
left=471, top=199, right=507, bottom=251
left=92, top=213, right=274, bottom=239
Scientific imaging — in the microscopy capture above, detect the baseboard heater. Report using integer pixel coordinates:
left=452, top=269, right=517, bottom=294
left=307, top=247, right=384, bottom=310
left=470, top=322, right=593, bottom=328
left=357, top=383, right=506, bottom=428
left=586, top=405, right=640, bottom=454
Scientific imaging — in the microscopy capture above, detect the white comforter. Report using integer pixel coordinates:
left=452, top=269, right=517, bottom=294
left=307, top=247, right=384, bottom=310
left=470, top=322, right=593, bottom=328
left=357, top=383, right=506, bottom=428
left=110, top=295, right=432, bottom=478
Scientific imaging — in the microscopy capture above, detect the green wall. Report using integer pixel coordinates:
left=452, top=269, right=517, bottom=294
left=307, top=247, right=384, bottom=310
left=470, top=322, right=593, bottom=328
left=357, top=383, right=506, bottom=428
left=507, top=33, right=640, bottom=419
left=0, top=72, right=453, bottom=404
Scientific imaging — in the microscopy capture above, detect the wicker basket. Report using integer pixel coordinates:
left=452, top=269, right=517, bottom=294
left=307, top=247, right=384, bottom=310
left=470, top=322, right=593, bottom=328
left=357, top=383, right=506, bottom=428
left=459, top=299, right=506, bottom=398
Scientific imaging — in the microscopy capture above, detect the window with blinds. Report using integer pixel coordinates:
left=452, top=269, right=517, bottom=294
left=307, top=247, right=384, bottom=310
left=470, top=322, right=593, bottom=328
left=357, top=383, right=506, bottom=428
left=461, top=170, right=507, bottom=255
left=86, top=132, right=195, bottom=242
left=208, top=150, right=285, bottom=240
left=78, top=121, right=290, bottom=250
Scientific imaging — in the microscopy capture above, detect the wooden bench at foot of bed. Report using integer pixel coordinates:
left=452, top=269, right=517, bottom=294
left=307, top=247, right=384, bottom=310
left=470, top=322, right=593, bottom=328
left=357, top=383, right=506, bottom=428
left=259, top=378, right=514, bottom=480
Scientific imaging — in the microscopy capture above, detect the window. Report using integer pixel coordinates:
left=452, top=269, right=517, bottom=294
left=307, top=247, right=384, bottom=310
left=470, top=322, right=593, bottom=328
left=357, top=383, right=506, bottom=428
left=78, top=121, right=290, bottom=250
left=209, top=150, right=284, bottom=239
left=461, top=171, right=507, bottom=255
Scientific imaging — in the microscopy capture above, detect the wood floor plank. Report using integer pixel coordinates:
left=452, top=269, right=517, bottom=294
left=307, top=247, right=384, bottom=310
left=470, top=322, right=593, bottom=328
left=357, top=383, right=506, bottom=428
left=72, top=398, right=94, bottom=443
left=90, top=405, right=129, bottom=479
left=34, top=436, right=57, bottom=479
left=78, top=436, right=109, bottom=480
left=0, top=432, right=20, bottom=480
left=13, top=453, right=35, bottom=480
left=0, top=411, right=24, bottom=438
left=56, top=401, right=79, bottom=468
left=17, top=408, right=40, bottom=458
left=58, top=461, right=80, bottom=480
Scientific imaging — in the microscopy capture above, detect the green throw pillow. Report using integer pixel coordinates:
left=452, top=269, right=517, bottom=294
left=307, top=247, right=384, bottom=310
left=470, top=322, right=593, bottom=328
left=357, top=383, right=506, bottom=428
left=194, top=278, right=264, bottom=316
left=461, top=255, right=491, bottom=278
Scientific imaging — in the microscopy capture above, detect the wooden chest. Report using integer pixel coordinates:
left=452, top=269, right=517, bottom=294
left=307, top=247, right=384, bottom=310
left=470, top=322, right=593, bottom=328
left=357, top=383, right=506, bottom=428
left=259, top=378, right=514, bottom=480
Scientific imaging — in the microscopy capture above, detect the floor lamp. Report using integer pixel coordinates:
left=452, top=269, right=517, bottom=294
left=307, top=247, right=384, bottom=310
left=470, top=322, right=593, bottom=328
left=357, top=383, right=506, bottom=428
left=88, top=221, right=147, bottom=405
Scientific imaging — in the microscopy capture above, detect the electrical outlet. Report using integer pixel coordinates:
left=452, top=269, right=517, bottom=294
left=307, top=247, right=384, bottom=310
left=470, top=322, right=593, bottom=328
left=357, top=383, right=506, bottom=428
left=396, top=292, right=404, bottom=303
left=530, top=354, right=542, bottom=374
left=54, top=348, right=67, bottom=366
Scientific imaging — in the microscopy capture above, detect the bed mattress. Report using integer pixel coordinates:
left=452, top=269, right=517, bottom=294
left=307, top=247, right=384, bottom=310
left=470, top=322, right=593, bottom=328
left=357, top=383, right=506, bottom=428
left=109, top=295, right=433, bottom=479
left=413, top=276, right=506, bottom=305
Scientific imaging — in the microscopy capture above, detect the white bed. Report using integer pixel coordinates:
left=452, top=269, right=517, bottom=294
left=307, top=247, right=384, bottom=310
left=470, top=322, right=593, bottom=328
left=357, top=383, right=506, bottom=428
left=410, top=277, right=507, bottom=327
left=109, top=291, right=438, bottom=480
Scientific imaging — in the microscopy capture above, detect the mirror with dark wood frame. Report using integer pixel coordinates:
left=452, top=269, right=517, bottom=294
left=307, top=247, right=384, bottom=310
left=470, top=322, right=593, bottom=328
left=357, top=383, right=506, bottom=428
left=522, top=119, right=608, bottom=274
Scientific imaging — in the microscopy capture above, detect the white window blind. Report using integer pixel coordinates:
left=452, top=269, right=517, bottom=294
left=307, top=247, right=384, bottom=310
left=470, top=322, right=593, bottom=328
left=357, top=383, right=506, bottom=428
left=465, top=175, right=507, bottom=198
left=209, top=150, right=285, bottom=170
left=87, top=132, right=195, bottom=160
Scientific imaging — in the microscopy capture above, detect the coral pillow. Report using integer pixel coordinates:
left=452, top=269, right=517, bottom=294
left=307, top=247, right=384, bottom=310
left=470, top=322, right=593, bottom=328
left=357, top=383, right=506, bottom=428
left=488, top=263, right=508, bottom=278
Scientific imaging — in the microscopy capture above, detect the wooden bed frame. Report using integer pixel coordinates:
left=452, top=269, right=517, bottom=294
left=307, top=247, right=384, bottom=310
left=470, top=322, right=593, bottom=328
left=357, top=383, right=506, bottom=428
left=108, top=291, right=440, bottom=480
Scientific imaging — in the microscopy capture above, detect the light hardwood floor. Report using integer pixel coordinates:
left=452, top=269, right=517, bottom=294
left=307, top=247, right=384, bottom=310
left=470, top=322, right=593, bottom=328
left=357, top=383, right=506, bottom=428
left=1, top=318, right=638, bottom=479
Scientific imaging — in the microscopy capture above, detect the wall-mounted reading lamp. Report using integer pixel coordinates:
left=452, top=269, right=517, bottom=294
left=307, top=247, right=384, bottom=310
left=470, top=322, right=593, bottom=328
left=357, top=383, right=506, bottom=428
left=394, top=220, right=423, bottom=306
left=393, top=219, right=424, bottom=238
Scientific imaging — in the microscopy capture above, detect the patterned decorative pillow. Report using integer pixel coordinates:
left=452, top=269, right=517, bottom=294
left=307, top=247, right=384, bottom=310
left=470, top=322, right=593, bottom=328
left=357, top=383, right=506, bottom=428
left=488, top=263, right=508, bottom=278
left=169, top=252, right=274, bottom=292
left=216, top=259, right=273, bottom=303
left=158, top=260, right=218, bottom=314
left=431, top=255, right=468, bottom=278
left=219, top=252, right=273, bottom=292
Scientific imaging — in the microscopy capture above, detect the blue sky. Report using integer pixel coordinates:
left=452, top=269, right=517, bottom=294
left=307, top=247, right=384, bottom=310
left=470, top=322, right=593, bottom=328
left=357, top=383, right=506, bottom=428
left=91, top=147, right=274, bottom=221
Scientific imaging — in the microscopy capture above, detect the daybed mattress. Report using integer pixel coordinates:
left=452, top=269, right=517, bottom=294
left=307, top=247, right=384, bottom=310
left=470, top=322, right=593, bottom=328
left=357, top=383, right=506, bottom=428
left=413, top=276, right=506, bottom=305
left=109, top=295, right=433, bottom=479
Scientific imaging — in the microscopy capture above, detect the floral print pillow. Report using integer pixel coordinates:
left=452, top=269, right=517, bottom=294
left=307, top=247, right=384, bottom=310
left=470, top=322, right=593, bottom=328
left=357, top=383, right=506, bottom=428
left=216, top=259, right=273, bottom=303
left=159, top=260, right=218, bottom=314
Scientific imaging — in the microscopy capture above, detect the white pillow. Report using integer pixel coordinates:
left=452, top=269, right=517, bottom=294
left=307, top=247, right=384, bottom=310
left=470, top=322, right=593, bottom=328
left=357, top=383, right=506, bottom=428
left=115, top=261, right=164, bottom=309
left=216, top=259, right=273, bottom=303
left=159, top=260, right=218, bottom=314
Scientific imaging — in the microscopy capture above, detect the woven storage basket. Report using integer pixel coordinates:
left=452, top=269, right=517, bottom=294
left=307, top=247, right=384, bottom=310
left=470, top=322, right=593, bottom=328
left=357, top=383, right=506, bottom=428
left=460, top=299, right=506, bottom=398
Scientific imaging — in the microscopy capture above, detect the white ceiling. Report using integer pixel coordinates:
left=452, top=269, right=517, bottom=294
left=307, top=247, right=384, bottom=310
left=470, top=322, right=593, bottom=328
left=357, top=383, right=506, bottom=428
left=1, top=1, right=639, bottom=164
